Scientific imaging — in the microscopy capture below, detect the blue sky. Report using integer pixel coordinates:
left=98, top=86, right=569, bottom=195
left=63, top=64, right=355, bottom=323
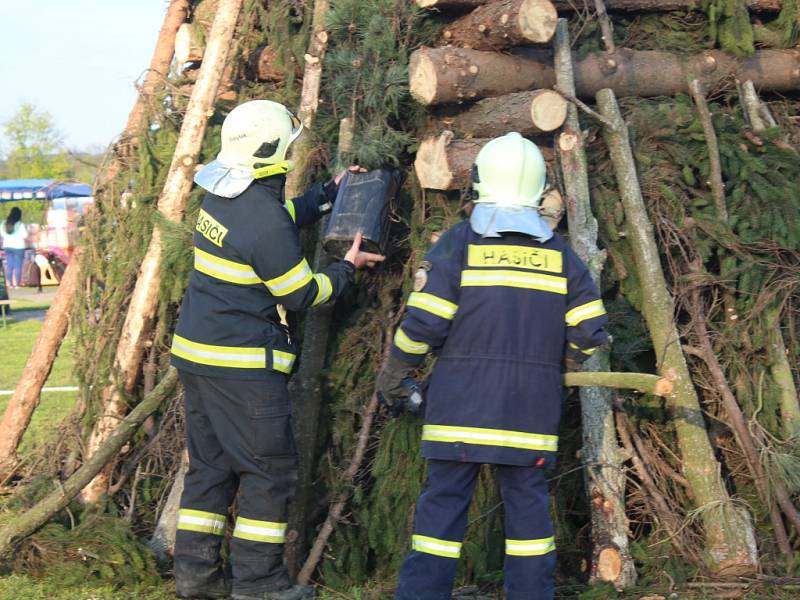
left=0, top=0, right=169, bottom=152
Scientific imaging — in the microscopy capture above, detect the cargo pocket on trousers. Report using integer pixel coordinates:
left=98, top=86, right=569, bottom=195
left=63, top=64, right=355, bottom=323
left=249, top=413, right=297, bottom=461
left=246, top=379, right=297, bottom=461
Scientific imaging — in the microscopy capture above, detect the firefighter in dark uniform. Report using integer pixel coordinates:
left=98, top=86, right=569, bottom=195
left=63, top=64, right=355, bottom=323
left=377, top=132, right=609, bottom=600
left=171, top=100, right=383, bottom=600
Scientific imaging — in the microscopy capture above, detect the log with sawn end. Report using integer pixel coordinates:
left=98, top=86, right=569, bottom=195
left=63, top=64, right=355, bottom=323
left=415, top=130, right=554, bottom=190
left=442, top=0, right=557, bottom=50
left=448, top=89, right=567, bottom=137
left=410, top=46, right=800, bottom=105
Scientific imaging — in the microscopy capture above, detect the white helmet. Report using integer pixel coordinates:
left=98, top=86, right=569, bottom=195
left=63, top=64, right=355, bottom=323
left=469, top=132, right=552, bottom=241
left=195, top=100, right=303, bottom=198
left=472, top=132, right=547, bottom=208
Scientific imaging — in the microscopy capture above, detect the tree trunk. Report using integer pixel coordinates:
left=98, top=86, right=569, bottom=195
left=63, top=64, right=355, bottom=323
left=409, top=46, right=800, bottom=105
left=81, top=0, right=244, bottom=505
left=286, top=119, right=355, bottom=579
left=285, top=0, right=331, bottom=199
left=449, top=89, right=567, bottom=137
left=0, top=369, right=178, bottom=558
left=554, top=18, right=635, bottom=589
left=96, top=0, right=189, bottom=192
left=596, top=87, right=758, bottom=576
left=0, top=250, right=82, bottom=479
left=417, top=0, right=782, bottom=11
left=148, top=450, right=189, bottom=565
left=442, top=0, right=557, bottom=50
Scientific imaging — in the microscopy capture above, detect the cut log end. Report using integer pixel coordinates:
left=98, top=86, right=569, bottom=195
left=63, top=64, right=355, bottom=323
left=415, top=133, right=456, bottom=190
left=175, top=23, right=203, bottom=64
left=596, top=546, right=623, bottom=582
left=539, top=188, right=564, bottom=229
left=416, top=0, right=438, bottom=6
left=409, top=51, right=438, bottom=105
left=530, top=89, right=568, bottom=132
left=653, top=377, right=674, bottom=396
left=519, top=0, right=558, bottom=43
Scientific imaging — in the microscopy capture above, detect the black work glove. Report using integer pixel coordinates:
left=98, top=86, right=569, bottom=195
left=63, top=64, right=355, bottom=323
left=376, top=353, right=415, bottom=417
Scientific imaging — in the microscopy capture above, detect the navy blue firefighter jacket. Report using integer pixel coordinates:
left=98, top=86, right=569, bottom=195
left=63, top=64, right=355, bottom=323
left=391, top=221, right=609, bottom=467
left=171, top=175, right=354, bottom=380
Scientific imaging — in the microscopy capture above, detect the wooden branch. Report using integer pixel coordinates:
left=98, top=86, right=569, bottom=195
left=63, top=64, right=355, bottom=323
left=96, top=0, right=189, bottom=192
left=564, top=372, right=671, bottom=395
left=442, top=0, right=558, bottom=50
left=285, top=0, right=330, bottom=198
left=449, top=89, right=567, bottom=138
left=0, top=369, right=178, bottom=558
left=417, top=0, right=783, bottom=11
left=555, top=18, right=635, bottom=588
left=81, top=0, right=244, bottom=504
left=409, top=46, right=800, bottom=105
left=148, top=450, right=189, bottom=565
left=594, top=0, right=616, bottom=52
left=686, top=287, right=794, bottom=557
left=553, top=86, right=615, bottom=129
left=297, top=320, right=396, bottom=585
left=688, top=79, right=728, bottom=222
left=597, top=87, right=758, bottom=576
left=0, top=249, right=82, bottom=479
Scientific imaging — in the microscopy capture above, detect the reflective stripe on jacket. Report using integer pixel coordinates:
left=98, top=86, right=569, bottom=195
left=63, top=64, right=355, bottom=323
left=171, top=176, right=354, bottom=380
left=391, top=221, right=608, bottom=466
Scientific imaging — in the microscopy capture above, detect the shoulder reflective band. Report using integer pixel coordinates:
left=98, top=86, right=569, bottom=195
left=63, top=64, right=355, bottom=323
left=460, top=270, right=567, bottom=295
left=407, top=292, right=458, bottom=320
left=394, top=327, right=430, bottom=355
left=569, top=342, right=598, bottom=356
left=412, top=534, right=462, bottom=559
left=422, top=424, right=558, bottom=452
left=565, top=299, right=606, bottom=327
left=194, top=247, right=261, bottom=285
left=266, top=258, right=313, bottom=296
left=284, top=199, right=297, bottom=223
left=172, top=334, right=266, bottom=369
left=272, top=349, right=296, bottom=374
left=312, top=273, right=333, bottom=306
left=232, top=516, right=287, bottom=543
left=506, top=536, right=556, bottom=556
left=467, top=245, right=562, bottom=274
left=177, top=508, right=226, bottom=536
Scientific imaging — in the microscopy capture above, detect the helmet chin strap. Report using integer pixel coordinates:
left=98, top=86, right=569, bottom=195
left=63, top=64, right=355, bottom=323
left=253, top=160, right=294, bottom=179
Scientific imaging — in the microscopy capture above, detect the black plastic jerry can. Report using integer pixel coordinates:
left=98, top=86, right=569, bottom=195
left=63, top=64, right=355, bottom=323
left=322, top=169, right=402, bottom=258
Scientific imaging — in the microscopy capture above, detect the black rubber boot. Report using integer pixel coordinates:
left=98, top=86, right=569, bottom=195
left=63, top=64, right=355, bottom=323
left=231, top=584, right=315, bottom=600
left=175, top=566, right=232, bottom=599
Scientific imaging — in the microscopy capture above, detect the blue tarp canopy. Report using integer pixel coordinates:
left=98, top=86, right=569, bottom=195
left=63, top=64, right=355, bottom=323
left=0, top=179, right=92, bottom=202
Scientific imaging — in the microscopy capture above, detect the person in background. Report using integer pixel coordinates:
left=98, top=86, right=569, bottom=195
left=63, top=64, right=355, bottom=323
left=1, top=207, right=28, bottom=289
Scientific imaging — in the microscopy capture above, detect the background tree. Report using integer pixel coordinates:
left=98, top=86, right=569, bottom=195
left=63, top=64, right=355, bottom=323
left=1, top=103, right=71, bottom=180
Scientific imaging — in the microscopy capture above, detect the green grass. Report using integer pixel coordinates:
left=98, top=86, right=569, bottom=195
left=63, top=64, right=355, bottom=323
left=0, top=315, right=77, bottom=454
left=0, top=574, right=175, bottom=600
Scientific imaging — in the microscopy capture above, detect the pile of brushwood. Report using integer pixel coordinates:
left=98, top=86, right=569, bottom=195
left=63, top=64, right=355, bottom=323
left=1, top=0, right=800, bottom=598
